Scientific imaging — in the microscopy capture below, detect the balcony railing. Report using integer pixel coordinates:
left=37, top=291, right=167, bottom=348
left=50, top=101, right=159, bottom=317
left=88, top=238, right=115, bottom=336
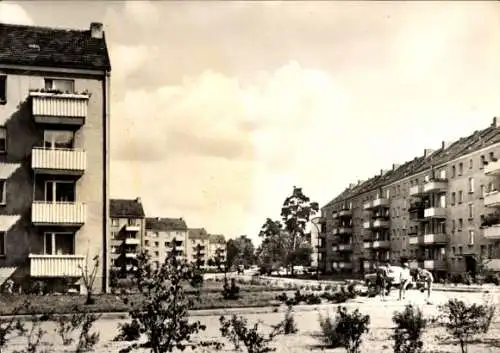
left=484, top=191, right=500, bottom=208
left=423, top=259, right=447, bottom=271
left=125, top=224, right=141, bottom=232
left=424, top=207, right=446, bottom=219
left=363, top=201, right=372, bottom=210
left=338, top=209, right=352, bottom=217
left=372, top=240, right=390, bottom=249
left=423, top=179, right=448, bottom=194
left=485, top=160, right=500, bottom=176
left=484, top=225, right=500, bottom=239
left=372, top=198, right=389, bottom=208
left=423, top=233, right=447, bottom=244
left=30, top=91, right=89, bottom=125
left=409, top=185, right=423, bottom=197
left=363, top=241, right=372, bottom=249
left=338, top=243, right=353, bottom=251
left=125, top=238, right=141, bottom=245
left=32, top=201, right=86, bottom=226
left=338, top=227, right=352, bottom=234
left=29, top=254, right=85, bottom=277
left=408, top=260, right=420, bottom=269
left=31, top=147, right=86, bottom=175
left=409, top=236, right=420, bottom=245
left=339, top=262, right=353, bottom=269
left=331, top=245, right=339, bottom=252
left=372, top=219, right=390, bottom=228
left=332, top=212, right=338, bottom=219
left=363, top=221, right=371, bottom=229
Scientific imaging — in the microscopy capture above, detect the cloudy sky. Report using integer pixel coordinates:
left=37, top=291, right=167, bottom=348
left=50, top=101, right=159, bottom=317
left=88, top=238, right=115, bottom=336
left=2, top=1, right=499, bottom=243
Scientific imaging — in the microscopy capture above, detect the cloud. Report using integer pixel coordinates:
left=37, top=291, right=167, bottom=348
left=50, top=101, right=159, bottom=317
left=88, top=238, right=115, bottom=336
left=0, top=3, right=33, bottom=25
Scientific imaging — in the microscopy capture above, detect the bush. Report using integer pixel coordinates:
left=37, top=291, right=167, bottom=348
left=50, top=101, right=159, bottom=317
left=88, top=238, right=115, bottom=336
left=437, top=298, right=496, bottom=353
left=317, top=306, right=370, bottom=353
left=392, top=304, right=427, bottom=353
left=114, top=319, right=141, bottom=342
left=277, top=305, right=298, bottom=335
left=222, top=278, right=241, bottom=300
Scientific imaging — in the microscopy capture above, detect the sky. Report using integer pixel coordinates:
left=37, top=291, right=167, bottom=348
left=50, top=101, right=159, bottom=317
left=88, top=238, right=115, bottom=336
left=1, top=1, right=500, bottom=244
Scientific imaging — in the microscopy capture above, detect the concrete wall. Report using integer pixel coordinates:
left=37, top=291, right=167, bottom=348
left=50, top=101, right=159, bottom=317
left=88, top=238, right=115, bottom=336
left=0, top=68, right=107, bottom=292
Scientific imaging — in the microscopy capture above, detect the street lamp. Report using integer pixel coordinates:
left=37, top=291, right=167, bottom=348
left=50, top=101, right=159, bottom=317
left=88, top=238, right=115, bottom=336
left=311, top=216, right=323, bottom=280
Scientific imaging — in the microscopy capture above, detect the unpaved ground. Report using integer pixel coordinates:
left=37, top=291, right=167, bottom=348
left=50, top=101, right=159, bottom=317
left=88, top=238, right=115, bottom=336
left=3, top=290, right=499, bottom=352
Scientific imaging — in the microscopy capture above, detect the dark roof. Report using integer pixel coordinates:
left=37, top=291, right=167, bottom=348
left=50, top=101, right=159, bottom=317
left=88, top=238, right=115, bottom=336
left=188, top=228, right=209, bottom=240
left=209, top=234, right=226, bottom=244
left=146, top=217, right=188, bottom=231
left=110, top=198, right=145, bottom=218
left=0, top=22, right=111, bottom=71
left=323, top=121, right=500, bottom=209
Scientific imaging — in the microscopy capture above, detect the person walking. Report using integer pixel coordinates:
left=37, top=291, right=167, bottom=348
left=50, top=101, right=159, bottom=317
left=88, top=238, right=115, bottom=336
left=399, top=262, right=412, bottom=300
left=416, top=267, right=434, bottom=303
left=375, top=264, right=388, bottom=301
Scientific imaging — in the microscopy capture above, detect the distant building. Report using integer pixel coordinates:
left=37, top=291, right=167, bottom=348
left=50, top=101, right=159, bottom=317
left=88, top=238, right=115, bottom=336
left=0, top=22, right=111, bottom=293
left=144, top=217, right=188, bottom=269
left=109, top=198, right=145, bottom=273
left=208, top=234, right=227, bottom=265
left=187, top=228, right=209, bottom=266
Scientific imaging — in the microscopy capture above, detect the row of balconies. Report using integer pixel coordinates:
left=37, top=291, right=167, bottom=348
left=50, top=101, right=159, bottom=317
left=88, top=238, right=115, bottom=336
left=408, top=233, right=447, bottom=245
left=409, top=259, right=447, bottom=271
left=363, top=240, right=390, bottom=249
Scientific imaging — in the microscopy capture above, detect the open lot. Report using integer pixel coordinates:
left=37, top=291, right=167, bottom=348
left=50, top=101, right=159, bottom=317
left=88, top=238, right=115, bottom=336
left=1, top=289, right=499, bottom=352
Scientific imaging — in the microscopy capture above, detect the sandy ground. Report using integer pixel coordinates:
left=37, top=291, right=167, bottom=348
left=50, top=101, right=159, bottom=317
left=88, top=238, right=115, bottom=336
left=3, top=289, right=499, bottom=352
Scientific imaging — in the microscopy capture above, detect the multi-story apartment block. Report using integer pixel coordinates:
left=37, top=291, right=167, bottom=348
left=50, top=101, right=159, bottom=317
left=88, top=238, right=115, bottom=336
left=109, top=198, right=145, bottom=273
left=321, top=117, right=500, bottom=280
left=187, top=228, right=209, bottom=266
left=144, top=217, right=188, bottom=269
left=0, top=22, right=111, bottom=292
left=208, top=234, right=227, bottom=265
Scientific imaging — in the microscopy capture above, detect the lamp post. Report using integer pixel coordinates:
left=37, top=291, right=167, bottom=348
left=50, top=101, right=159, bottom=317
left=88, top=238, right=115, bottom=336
left=311, top=216, right=323, bottom=280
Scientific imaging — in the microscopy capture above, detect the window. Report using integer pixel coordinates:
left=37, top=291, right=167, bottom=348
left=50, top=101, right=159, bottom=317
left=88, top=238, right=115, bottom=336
left=44, top=181, right=75, bottom=202
left=44, top=78, right=75, bottom=92
left=165, top=242, right=169, bottom=247
left=468, top=230, right=474, bottom=245
left=145, top=240, right=149, bottom=246
left=0, top=127, right=6, bottom=153
left=111, top=246, right=118, bottom=254
left=480, top=155, right=485, bottom=168
left=0, top=75, right=6, bottom=104
left=480, top=245, right=486, bottom=258
left=458, top=190, right=463, bottom=203
left=488, top=244, right=493, bottom=258
left=43, top=130, right=74, bottom=149
left=459, top=246, right=463, bottom=255
left=469, top=159, right=473, bottom=169
left=459, top=163, right=463, bottom=175
left=154, top=251, right=159, bottom=257
left=386, top=189, right=390, bottom=199
left=452, top=246, right=456, bottom=255
left=154, top=241, right=159, bottom=247
left=111, top=219, right=119, bottom=227
left=480, top=185, right=485, bottom=198
left=468, top=177, right=474, bottom=193
left=0, top=179, right=6, bottom=204
left=458, top=218, right=463, bottom=230
left=451, top=192, right=456, bottom=205
left=43, top=232, right=75, bottom=255
left=451, top=166, right=456, bottom=177
left=0, top=232, right=4, bottom=256
left=468, top=204, right=474, bottom=219
left=490, top=152, right=495, bottom=161
left=452, top=220, right=456, bottom=231
left=127, top=218, right=138, bottom=226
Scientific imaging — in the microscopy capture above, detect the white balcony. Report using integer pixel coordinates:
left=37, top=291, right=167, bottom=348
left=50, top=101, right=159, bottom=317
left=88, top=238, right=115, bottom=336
left=409, top=260, right=420, bottom=269
left=423, top=180, right=448, bottom=194
left=32, top=147, right=86, bottom=175
left=484, top=225, right=500, bottom=239
left=484, top=191, right=500, bottom=208
left=338, top=227, right=352, bottom=234
left=372, top=240, right=390, bottom=249
left=423, top=233, right=447, bottom=244
left=409, top=236, right=420, bottom=245
left=372, top=219, right=390, bottom=228
left=30, top=91, right=88, bottom=125
left=332, top=212, right=338, bottom=219
left=363, top=241, right=372, bottom=249
left=125, top=253, right=138, bottom=259
left=409, top=185, right=423, bottom=197
left=29, top=254, right=85, bottom=277
left=331, top=245, right=339, bottom=252
left=424, top=259, right=447, bottom=271
left=338, top=209, right=352, bottom=217
left=125, top=224, right=141, bottom=232
left=332, top=228, right=339, bottom=235
left=338, top=243, right=353, bottom=251
left=372, top=198, right=389, bottom=208
left=363, top=221, right=371, bottom=229
left=363, top=261, right=372, bottom=270
left=125, top=238, right=140, bottom=245
left=485, top=160, right=500, bottom=176
left=32, top=201, right=86, bottom=226
left=339, top=262, right=353, bottom=269
left=363, top=201, right=372, bottom=210
left=424, top=207, right=446, bottom=219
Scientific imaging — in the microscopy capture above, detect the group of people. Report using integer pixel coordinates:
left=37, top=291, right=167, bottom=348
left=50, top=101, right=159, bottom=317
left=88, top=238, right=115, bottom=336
left=374, top=262, right=434, bottom=303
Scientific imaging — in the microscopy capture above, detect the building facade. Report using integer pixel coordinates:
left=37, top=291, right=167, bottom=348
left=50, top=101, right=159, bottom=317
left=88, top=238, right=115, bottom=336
left=0, top=22, right=111, bottom=292
left=321, top=117, right=500, bottom=279
left=144, top=217, right=188, bottom=269
left=208, top=234, right=227, bottom=265
left=187, top=228, right=209, bottom=266
left=109, top=198, right=145, bottom=273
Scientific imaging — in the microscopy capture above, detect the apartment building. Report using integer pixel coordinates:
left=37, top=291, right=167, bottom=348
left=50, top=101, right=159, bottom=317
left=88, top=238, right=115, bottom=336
left=109, top=198, right=145, bottom=273
left=0, top=22, right=111, bottom=292
left=144, top=217, right=188, bottom=269
left=321, top=117, right=500, bottom=279
left=187, top=228, right=209, bottom=266
left=208, top=234, right=227, bottom=265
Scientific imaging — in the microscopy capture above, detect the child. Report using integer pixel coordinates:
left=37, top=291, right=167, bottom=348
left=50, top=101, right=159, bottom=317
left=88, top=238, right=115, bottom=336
left=399, top=263, right=411, bottom=300
left=416, top=268, right=434, bottom=303
left=375, top=265, right=388, bottom=301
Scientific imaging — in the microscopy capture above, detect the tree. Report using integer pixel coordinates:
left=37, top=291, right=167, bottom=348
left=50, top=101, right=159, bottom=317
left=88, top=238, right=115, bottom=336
left=286, top=245, right=312, bottom=268
left=225, top=239, right=239, bottom=272
left=79, top=253, right=100, bottom=305
left=280, top=186, right=319, bottom=274
left=230, top=236, right=256, bottom=268
left=257, top=219, right=288, bottom=274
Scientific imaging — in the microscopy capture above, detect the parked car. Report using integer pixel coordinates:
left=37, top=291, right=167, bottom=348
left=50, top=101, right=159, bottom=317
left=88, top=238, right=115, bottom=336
left=364, top=265, right=415, bottom=289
